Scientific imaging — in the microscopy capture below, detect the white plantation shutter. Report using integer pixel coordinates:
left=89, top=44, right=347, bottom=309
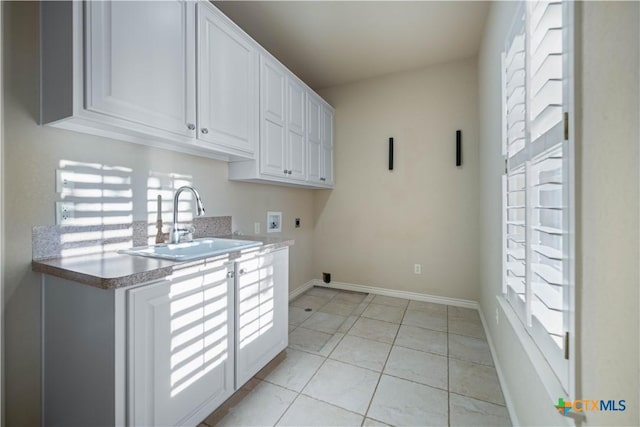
left=502, top=5, right=528, bottom=322
left=501, top=0, right=573, bottom=392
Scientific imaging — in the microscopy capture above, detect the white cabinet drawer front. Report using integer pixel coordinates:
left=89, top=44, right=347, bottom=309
left=128, top=262, right=234, bottom=427
left=85, top=1, right=196, bottom=138
left=197, top=3, right=258, bottom=155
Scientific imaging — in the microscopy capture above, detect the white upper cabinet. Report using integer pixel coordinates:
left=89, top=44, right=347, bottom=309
left=287, top=78, right=307, bottom=181
left=41, top=1, right=334, bottom=179
left=259, top=56, right=288, bottom=177
left=197, top=3, right=258, bottom=157
left=307, top=95, right=323, bottom=184
left=228, top=53, right=333, bottom=189
left=84, top=1, right=196, bottom=139
left=322, top=106, right=335, bottom=186
left=257, top=56, right=309, bottom=183
left=307, top=94, right=334, bottom=186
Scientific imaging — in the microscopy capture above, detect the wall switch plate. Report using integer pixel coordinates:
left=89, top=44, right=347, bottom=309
left=414, top=264, right=422, bottom=274
left=295, top=218, right=301, bottom=228
left=254, top=222, right=260, bottom=234
left=55, top=202, right=74, bottom=225
left=267, top=211, right=282, bottom=233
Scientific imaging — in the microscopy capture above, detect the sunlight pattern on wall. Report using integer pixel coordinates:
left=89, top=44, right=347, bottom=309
left=57, top=160, right=134, bottom=257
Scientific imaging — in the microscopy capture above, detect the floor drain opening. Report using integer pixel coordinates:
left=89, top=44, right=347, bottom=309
left=304, top=308, right=312, bottom=312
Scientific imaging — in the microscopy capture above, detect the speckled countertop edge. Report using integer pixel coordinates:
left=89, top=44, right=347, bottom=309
left=32, top=235, right=294, bottom=290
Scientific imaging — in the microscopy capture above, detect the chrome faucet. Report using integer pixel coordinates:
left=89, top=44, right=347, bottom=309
left=170, top=186, right=206, bottom=244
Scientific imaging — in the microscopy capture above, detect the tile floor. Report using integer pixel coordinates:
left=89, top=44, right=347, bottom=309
left=201, top=287, right=511, bottom=427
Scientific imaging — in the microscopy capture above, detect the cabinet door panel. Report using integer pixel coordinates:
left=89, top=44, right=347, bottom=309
left=307, top=96, right=323, bottom=184
left=288, top=131, right=307, bottom=180
left=85, top=1, right=196, bottom=137
left=260, top=57, right=287, bottom=177
left=261, top=120, right=286, bottom=176
left=321, top=107, right=334, bottom=185
left=236, top=248, right=289, bottom=386
left=287, top=78, right=306, bottom=180
left=287, top=79, right=305, bottom=135
left=198, top=4, right=258, bottom=155
left=129, top=262, right=234, bottom=427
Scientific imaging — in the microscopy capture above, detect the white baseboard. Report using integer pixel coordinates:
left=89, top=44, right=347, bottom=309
left=288, top=280, right=315, bottom=301
left=300, top=278, right=519, bottom=424
left=478, top=306, right=520, bottom=426
left=311, top=279, right=479, bottom=309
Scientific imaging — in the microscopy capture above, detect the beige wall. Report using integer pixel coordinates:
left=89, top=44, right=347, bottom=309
left=578, top=2, right=639, bottom=425
left=1, top=3, right=315, bottom=425
left=478, top=1, right=640, bottom=426
left=315, top=59, right=480, bottom=300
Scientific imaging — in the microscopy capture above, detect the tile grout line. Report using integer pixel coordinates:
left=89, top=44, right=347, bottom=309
left=273, top=292, right=342, bottom=427
left=273, top=290, right=368, bottom=426
left=259, top=289, right=507, bottom=426
left=361, top=299, right=409, bottom=425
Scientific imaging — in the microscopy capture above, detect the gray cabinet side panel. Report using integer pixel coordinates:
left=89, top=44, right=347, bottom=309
left=40, top=1, right=74, bottom=124
left=43, top=277, right=115, bottom=427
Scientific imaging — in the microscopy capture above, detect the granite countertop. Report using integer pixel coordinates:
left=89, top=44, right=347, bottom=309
left=32, top=234, right=294, bottom=290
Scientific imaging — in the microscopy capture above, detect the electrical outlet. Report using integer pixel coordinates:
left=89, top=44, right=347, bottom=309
left=254, top=222, right=260, bottom=234
left=414, top=264, right=422, bottom=274
left=495, top=308, right=500, bottom=325
left=55, top=169, right=74, bottom=194
left=55, top=202, right=74, bottom=225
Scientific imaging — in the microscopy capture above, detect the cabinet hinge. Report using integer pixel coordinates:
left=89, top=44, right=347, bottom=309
left=563, top=112, right=569, bottom=141
left=504, top=158, right=508, bottom=174
left=564, top=331, right=570, bottom=360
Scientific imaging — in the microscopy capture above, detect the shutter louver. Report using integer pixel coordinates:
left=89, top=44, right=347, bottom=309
left=502, top=0, right=571, bottom=392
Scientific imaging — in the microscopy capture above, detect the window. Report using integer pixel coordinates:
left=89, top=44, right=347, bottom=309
left=501, top=0, right=574, bottom=394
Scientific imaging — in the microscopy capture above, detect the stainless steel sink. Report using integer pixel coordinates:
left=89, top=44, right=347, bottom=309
left=119, top=238, right=262, bottom=261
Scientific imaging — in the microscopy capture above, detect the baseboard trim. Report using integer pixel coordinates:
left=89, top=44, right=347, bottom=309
left=288, top=280, right=315, bottom=301
left=301, top=278, right=518, bottom=423
left=478, top=306, right=520, bottom=426
left=311, top=279, right=479, bottom=309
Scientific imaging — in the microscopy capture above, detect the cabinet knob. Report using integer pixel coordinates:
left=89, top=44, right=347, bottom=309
left=320, top=177, right=326, bottom=181
left=226, top=271, right=234, bottom=279
left=288, top=170, right=292, bottom=175
left=283, top=169, right=288, bottom=174
left=187, top=123, right=195, bottom=130
left=239, top=269, right=246, bottom=275
left=201, top=128, right=209, bottom=134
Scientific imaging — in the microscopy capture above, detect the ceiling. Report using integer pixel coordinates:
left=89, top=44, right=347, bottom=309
left=213, top=1, right=491, bottom=90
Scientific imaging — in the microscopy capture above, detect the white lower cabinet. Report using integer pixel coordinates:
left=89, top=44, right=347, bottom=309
left=128, top=259, right=236, bottom=427
left=42, top=247, right=289, bottom=427
left=235, top=248, right=289, bottom=386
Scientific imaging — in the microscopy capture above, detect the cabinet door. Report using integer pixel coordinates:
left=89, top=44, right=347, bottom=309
left=85, top=1, right=196, bottom=138
left=236, top=248, right=289, bottom=387
left=259, top=56, right=288, bottom=178
left=287, top=78, right=307, bottom=181
left=197, top=3, right=258, bottom=156
left=321, top=106, right=334, bottom=186
left=307, top=95, right=323, bottom=184
left=128, top=261, right=234, bottom=427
